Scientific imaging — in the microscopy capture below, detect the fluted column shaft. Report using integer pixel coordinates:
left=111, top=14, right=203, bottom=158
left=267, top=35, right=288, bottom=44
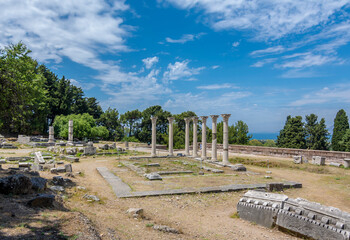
left=168, top=117, right=174, bottom=156
left=221, top=114, right=231, bottom=165
left=184, top=118, right=191, bottom=155
left=68, top=120, right=73, bottom=143
left=192, top=117, right=199, bottom=157
left=200, top=116, right=208, bottom=160
left=151, top=116, right=158, bottom=157
left=48, top=126, right=54, bottom=143
left=210, top=115, right=219, bottom=161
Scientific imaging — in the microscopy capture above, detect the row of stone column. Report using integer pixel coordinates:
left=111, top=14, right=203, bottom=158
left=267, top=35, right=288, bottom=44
left=150, top=114, right=231, bottom=165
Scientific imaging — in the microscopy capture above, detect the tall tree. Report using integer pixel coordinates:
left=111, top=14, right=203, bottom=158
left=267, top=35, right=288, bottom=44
left=99, top=108, right=123, bottom=140
left=332, top=109, right=349, bottom=151
left=305, top=114, right=329, bottom=150
left=234, top=120, right=252, bottom=144
left=277, top=115, right=306, bottom=149
left=121, top=110, right=142, bottom=137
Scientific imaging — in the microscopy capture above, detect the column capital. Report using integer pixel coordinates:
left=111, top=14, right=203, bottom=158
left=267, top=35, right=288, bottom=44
left=221, top=114, right=231, bottom=122
left=192, top=116, right=199, bottom=123
left=210, top=115, right=219, bottom=123
left=167, top=117, right=175, bottom=123
left=150, top=116, right=158, bottom=123
left=200, top=116, right=208, bottom=123
left=184, top=117, right=191, bottom=123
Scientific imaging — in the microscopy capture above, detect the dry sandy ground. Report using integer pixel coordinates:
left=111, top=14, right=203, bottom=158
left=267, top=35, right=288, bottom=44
left=0, top=146, right=349, bottom=240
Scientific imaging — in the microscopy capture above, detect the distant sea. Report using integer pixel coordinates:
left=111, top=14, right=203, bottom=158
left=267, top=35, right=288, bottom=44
left=251, top=133, right=278, bottom=140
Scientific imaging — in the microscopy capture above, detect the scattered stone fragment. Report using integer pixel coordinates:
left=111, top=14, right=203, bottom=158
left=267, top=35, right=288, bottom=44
left=177, top=153, right=184, bottom=157
left=230, top=164, right=247, bottom=171
left=64, top=164, right=72, bottom=172
left=34, top=152, right=46, bottom=164
left=50, top=168, right=58, bottom=174
left=66, top=148, right=77, bottom=155
left=126, top=208, right=144, bottom=218
left=311, top=156, right=325, bottom=166
left=27, top=194, right=55, bottom=208
left=293, top=155, right=303, bottom=164
left=144, top=173, right=162, bottom=180
left=266, top=171, right=272, bottom=174
left=344, top=158, right=350, bottom=168
left=42, top=164, right=55, bottom=170
left=31, top=164, right=43, bottom=172
left=0, top=159, right=6, bottom=164
left=77, top=186, right=86, bottom=190
left=19, top=162, right=30, bottom=167
left=83, top=194, right=100, bottom=202
left=264, top=175, right=272, bottom=179
left=56, top=161, right=64, bottom=165
left=52, top=176, right=65, bottom=186
left=146, top=163, right=160, bottom=167
left=57, top=166, right=66, bottom=173
left=329, top=162, right=342, bottom=167
left=50, top=185, right=64, bottom=192
left=153, top=225, right=180, bottom=234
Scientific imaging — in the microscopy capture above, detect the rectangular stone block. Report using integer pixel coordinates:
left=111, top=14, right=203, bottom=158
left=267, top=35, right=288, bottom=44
left=312, top=156, right=326, bottom=166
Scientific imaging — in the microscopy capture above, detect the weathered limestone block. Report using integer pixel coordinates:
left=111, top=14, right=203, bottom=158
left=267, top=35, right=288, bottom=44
left=66, top=148, right=77, bottom=155
left=34, top=152, right=45, bottom=164
left=237, top=190, right=350, bottom=240
left=344, top=159, right=350, bottom=168
left=293, top=155, right=303, bottom=164
left=64, top=164, right=72, bottom=172
left=230, top=164, right=247, bottom=171
left=330, top=162, right=342, bottom=167
left=84, top=143, right=96, bottom=155
left=312, top=156, right=326, bottom=166
left=237, top=191, right=288, bottom=228
left=144, top=172, right=162, bottom=180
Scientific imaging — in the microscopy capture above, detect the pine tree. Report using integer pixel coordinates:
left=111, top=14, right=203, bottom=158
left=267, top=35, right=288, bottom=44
left=305, top=114, right=329, bottom=150
left=277, top=115, right=306, bottom=149
left=332, top=109, right=349, bottom=151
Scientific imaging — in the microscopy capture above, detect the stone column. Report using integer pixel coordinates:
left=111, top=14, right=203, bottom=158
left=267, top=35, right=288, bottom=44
left=48, top=126, right=54, bottom=143
left=221, top=114, right=231, bottom=165
left=184, top=118, right=191, bottom=156
left=68, top=120, right=73, bottom=144
left=151, top=116, right=158, bottom=157
left=192, top=116, right=199, bottom=158
left=167, top=117, right=175, bottom=156
left=200, top=116, right=208, bottom=160
left=210, top=115, right=219, bottom=161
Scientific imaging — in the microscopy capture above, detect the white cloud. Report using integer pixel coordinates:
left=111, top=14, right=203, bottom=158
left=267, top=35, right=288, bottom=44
left=163, top=60, right=204, bottom=81
left=290, top=84, right=350, bottom=106
left=251, top=58, right=277, bottom=68
left=277, top=53, right=338, bottom=68
left=162, top=0, right=350, bottom=40
left=0, top=0, right=175, bottom=107
left=165, top=33, right=205, bottom=44
left=164, top=91, right=251, bottom=112
left=232, top=41, right=240, bottom=47
left=70, top=79, right=96, bottom=91
left=250, top=46, right=286, bottom=57
left=142, top=56, right=159, bottom=69
left=197, top=83, right=238, bottom=90
left=211, top=65, right=220, bottom=69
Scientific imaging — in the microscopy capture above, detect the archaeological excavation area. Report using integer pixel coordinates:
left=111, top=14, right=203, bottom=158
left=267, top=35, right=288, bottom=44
left=0, top=118, right=349, bottom=240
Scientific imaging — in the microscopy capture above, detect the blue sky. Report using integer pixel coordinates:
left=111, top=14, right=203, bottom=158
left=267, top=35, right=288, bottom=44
left=1, top=0, right=350, bottom=133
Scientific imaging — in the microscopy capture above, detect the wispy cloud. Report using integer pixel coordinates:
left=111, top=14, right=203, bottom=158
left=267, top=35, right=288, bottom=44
left=165, top=33, right=205, bottom=44
left=232, top=41, right=240, bottom=47
left=142, top=56, right=159, bottom=69
left=277, top=53, right=339, bottom=68
left=197, top=83, right=238, bottom=90
left=290, top=84, right=350, bottom=106
left=251, top=58, right=277, bottom=68
left=250, top=46, right=286, bottom=57
left=162, top=0, right=349, bottom=40
left=70, top=79, right=96, bottom=91
left=163, top=60, right=204, bottom=81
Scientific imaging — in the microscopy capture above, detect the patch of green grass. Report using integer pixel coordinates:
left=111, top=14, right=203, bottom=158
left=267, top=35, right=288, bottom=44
left=230, top=212, right=240, bottom=219
left=145, top=223, right=154, bottom=228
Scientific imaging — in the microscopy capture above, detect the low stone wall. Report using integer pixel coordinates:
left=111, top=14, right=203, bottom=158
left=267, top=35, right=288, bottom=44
left=206, top=143, right=350, bottom=164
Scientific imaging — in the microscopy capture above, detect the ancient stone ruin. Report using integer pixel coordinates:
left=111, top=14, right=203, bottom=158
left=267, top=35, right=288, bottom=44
left=237, top=190, right=350, bottom=240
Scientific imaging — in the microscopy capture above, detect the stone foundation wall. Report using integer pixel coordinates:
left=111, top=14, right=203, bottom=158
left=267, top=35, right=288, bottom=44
left=206, top=143, right=350, bottom=164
